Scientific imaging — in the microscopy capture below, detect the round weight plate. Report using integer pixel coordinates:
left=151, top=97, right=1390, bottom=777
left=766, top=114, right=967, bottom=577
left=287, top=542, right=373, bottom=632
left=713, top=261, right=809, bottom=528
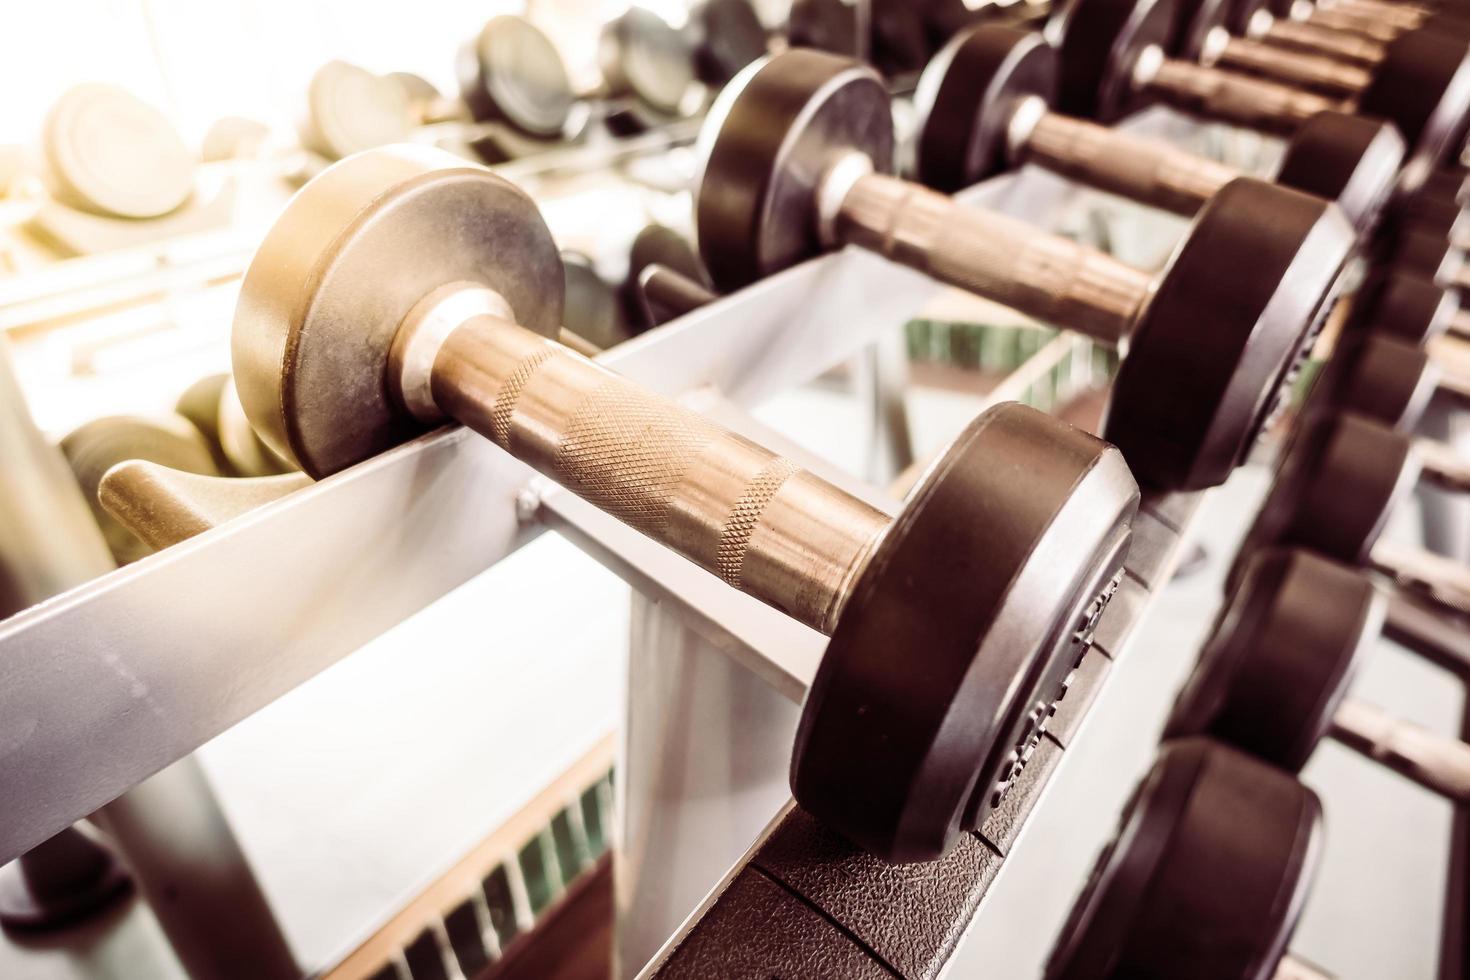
left=913, top=25, right=1056, bottom=192
left=788, top=0, right=861, bottom=57
left=458, top=17, right=574, bottom=138
left=871, top=0, right=931, bottom=75
left=300, top=61, right=413, bottom=162
left=200, top=116, right=270, bottom=163
left=232, top=146, right=564, bottom=478
left=695, top=50, right=893, bottom=291
left=1105, top=178, right=1354, bottom=490
left=1045, top=738, right=1320, bottom=980
left=1229, top=412, right=1418, bottom=588
left=1351, top=272, right=1457, bottom=346
left=1274, top=111, right=1404, bottom=233
left=175, top=372, right=231, bottom=471
left=1166, top=549, right=1382, bottom=772
left=600, top=8, right=695, bottom=116
left=218, top=378, right=294, bottom=478
left=624, top=224, right=709, bottom=330
left=1168, top=0, right=1230, bottom=64
left=60, top=414, right=219, bottom=564
left=1358, top=28, right=1470, bottom=179
left=1051, top=0, right=1176, bottom=122
left=792, top=402, right=1137, bottom=862
left=1322, top=333, right=1438, bottom=431
left=563, top=251, right=634, bottom=350
left=42, top=84, right=195, bottom=219
left=690, top=0, right=768, bottom=85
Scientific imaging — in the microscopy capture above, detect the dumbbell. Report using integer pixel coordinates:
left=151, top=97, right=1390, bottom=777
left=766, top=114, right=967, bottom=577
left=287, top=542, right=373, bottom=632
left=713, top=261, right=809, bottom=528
left=695, top=49, right=1356, bottom=489
left=175, top=374, right=296, bottom=478
left=1232, top=411, right=1470, bottom=616
left=1260, top=0, right=1470, bottom=56
left=1310, top=330, right=1470, bottom=432
left=561, top=251, right=636, bottom=350
left=298, top=61, right=414, bottom=162
left=1050, top=0, right=1470, bottom=185
left=1169, top=548, right=1470, bottom=801
left=636, top=264, right=720, bottom=327
left=458, top=16, right=578, bottom=140
left=686, top=0, right=769, bottom=86
left=1045, top=738, right=1322, bottom=980
left=622, top=223, right=712, bottom=330
left=912, top=24, right=1402, bottom=232
left=229, top=144, right=1140, bottom=861
left=59, top=415, right=220, bottom=565
left=599, top=7, right=697, bottom=118
left=41, top=84, right=196, bottom=219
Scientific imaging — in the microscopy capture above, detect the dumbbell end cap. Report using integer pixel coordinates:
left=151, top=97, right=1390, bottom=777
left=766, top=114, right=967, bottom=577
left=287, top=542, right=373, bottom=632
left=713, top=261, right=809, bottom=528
left=792, top=402, right=1137, bottom=862
left=232, top=146, right=564, bottom=479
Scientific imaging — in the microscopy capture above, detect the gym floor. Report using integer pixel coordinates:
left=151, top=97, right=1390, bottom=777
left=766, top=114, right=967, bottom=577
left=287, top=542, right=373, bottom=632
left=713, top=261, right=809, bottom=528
left=1, top=361, right=1463, bottom=980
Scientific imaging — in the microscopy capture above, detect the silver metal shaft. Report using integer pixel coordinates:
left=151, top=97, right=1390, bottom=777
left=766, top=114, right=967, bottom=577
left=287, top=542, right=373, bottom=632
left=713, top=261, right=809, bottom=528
left=1015, top=106, right=1237, bottom=217
left=829, top=167, right=1152, bottom=346
left=1209, top=34, right=1375, bottom=96
left=1329, top=697, right=1470, bottom=801
left=413, top=304, right=891, bottom=636
left=1141, top=54, right=1344, bottom=136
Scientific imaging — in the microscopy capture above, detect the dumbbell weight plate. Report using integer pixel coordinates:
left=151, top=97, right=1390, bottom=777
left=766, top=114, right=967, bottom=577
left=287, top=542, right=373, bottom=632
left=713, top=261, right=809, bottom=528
left=1272, top=111, right=1405, bottom=234
left=794, top=404, right=1135, bottom=859
left=624, top=224, right=710, bottom=330
left=912, top=24, right=1056, bottom=191
left=232, top=146, right=564, bottom=476
left=788, top=0, right=862, bottom=57
left=1166, top=549, right=1381, bottom=771
left=696, top=54, right=893, bottom=291
left=600, top=8, right=696, bottom=116
left=1052, top=0, right=1176, bottom=122
left=1350, top=274, right=1457, bottom=346
left=563, top=251, right=635, bottom=350
left=1106, top=178, right=1352, bottom=489
left=299, top=61, right=413, bottom=162
left=60, top=415, right=219, bottom=564
left=43, top=84, right=195, bottom=219
left=1045, top=738, right=1320, bottom=980
left=1319, top=332, right=1440, bottom=430
left=1356, top=29, right=1470, bottom=179
left=175, top=372, right=232, bottom=471
left=458, top=16, right=575, bottom=138
left=1230, top=413, right=1419, bottom=587
left=689, top=0, right=768, bottom=85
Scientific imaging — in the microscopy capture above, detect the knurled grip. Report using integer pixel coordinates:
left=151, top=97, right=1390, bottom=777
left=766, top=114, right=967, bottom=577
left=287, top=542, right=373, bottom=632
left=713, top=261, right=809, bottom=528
left=1261, top=19, right=1385, bottom=66
left=1213, top=36, right=1373, bottom=96
left=834, top=172, right=1150, bottom=346
left=1146, top=58, right=1343, bottom=135
left=1020, top=111, right=1236, bottom=217
left=431, top=314, right=889, bottom=634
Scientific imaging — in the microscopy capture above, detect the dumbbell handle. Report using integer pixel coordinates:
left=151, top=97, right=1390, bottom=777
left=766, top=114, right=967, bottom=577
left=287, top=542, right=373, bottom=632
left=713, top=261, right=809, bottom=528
left=828, top=163, right=1152, bottom=346
left=1330, top=697, right=1470, bottom=801
left=398, top=291, right=889, bottom=636
left=1013, top=103, right=1239, bottom=217
left=1256, top=18, right=1387, bottom=65
left=1369, top=538, right=1470, bottom=616
left=1140, top=54, right=1344, bottom=136
left=1306, top=6, right=1405, bottom=42
left=1321, top=0, right=1428, bottom=30
left=1205, top=32, right=1375, bottom=96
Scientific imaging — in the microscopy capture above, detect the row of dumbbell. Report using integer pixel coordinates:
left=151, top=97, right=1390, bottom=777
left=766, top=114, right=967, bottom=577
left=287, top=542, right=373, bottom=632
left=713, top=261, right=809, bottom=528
left=68, top=0, right=1470, bottom=872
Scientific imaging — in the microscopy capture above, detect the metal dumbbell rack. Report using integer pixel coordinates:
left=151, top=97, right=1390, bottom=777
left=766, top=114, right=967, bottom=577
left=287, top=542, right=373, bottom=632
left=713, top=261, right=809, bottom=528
left=0, top=108, right=1463, bottom=979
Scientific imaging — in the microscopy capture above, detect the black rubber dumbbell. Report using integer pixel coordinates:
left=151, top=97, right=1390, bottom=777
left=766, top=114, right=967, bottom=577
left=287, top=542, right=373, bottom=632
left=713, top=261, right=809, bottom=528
left=622, top=223, right=713, bottom=330
left=1050, top=0, right=1470, bottom=188
left=912, top=24, right=1402, bottom=232
left=687, top=0, right=769, bottom=85
left=1169, top=547, right=1470, bottom=799
left=229, top=145, right=1142, bottom=862
left=696, top=49, right=1356, bottom=489
left=1045, top=738, right=1323, bottom=980
left=1232, top=410, right=1470, bottom=617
